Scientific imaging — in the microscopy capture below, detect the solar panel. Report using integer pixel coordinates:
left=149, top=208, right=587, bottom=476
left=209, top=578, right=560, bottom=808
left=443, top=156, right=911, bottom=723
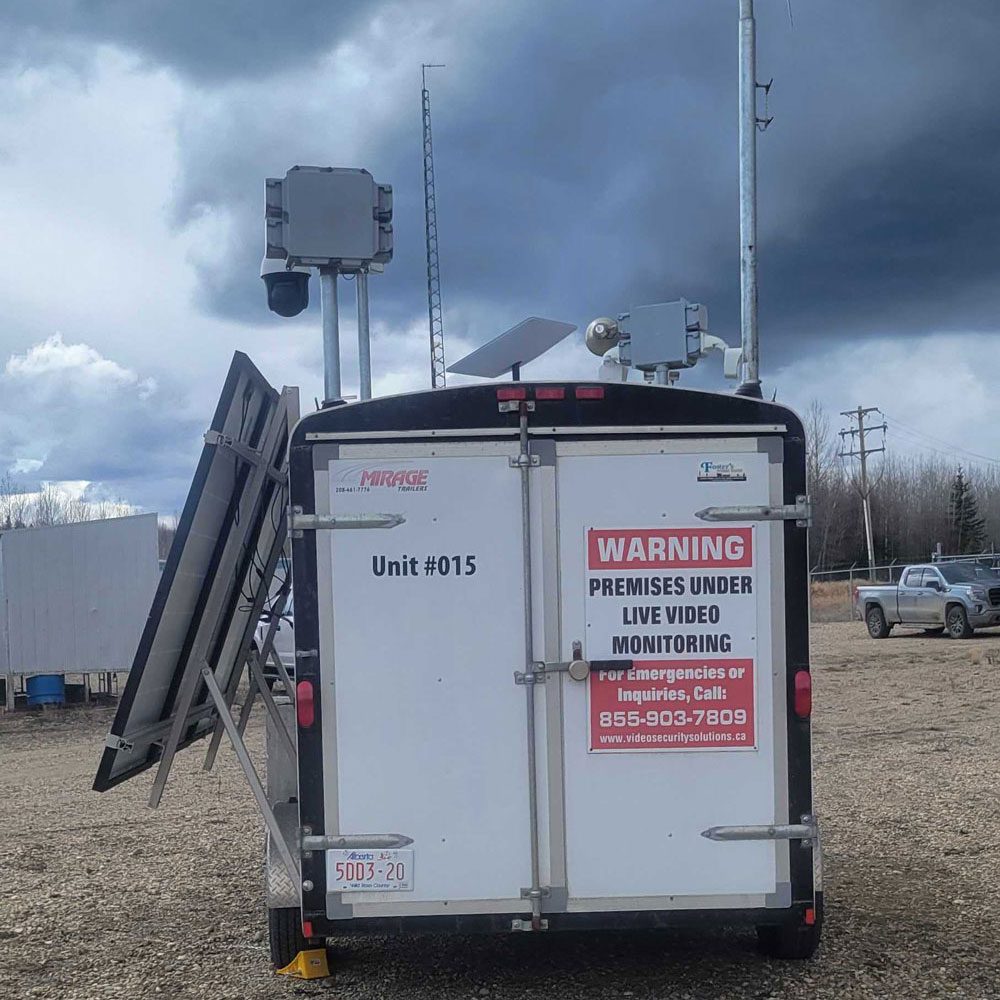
left=447, top=317, right=577, bottom=378
left=93, top=353, right=298, bottom=800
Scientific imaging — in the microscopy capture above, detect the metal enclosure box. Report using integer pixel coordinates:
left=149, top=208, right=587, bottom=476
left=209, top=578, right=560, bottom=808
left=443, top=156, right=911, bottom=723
left=288, top=383, right=817, bottom=938
left=0, top=513, right=159, bottom=680
left=626, top=300, right=701, bottom=370
left=265, top=166, right=393, bottom=267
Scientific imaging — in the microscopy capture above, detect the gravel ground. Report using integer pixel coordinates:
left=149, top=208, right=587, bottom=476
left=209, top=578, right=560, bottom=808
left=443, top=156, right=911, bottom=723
left=2, top=621, right=1000, bottom=999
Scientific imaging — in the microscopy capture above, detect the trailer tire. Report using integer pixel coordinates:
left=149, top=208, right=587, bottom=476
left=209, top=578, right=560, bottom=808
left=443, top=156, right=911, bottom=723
left=756, top=897, right=823, bottom=960
left=865, top=604, right=891, bottom=639
left=268, top=906, right=309, bottom=969
left=946, top=604, right=974, bottom=639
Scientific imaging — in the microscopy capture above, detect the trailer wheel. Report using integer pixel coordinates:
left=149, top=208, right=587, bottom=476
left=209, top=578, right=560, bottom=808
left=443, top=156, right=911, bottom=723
left=756, top=898, right=823, bottom=960
left=946, top=604, right=974, bottom=639
left=268, top=906, right=309, bottom=969
left=865, top=605, right=891, bottom=639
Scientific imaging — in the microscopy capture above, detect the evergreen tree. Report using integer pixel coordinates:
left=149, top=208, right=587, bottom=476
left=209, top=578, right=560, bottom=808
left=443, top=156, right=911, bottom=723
left=949, top=467, right=987, bottom=553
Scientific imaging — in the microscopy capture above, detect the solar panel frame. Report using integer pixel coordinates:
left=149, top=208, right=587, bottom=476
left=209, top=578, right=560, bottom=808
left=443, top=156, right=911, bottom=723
left=93, top=353, right=296, bottom=793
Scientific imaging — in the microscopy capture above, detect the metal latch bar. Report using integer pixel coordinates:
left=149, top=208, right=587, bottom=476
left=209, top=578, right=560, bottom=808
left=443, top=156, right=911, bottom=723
left=301, top=833, right=414, bottom=852
left=695, top=494, right=811, bottom=527
left=702, top=813, right=817, bottom=846
left=289, top=509, right=405, bottom=531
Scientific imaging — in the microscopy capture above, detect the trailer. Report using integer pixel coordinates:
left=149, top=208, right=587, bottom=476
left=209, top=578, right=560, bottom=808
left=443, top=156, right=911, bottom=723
left=277, top=379, right=820, bottom=961
left=93, top=355, right=821, bottom=974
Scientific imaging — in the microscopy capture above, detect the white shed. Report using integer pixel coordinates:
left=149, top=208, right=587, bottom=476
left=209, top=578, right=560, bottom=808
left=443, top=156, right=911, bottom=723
left=0, top=513, right=159, bottom=705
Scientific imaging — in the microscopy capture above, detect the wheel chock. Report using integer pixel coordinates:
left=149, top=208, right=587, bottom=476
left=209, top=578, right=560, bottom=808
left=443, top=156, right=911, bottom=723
left=276, top=948, right=330, bottom=979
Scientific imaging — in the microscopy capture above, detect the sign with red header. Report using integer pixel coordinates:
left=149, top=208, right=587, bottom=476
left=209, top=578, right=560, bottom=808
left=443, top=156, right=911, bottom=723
left=585, top=526, right=758, bottom=752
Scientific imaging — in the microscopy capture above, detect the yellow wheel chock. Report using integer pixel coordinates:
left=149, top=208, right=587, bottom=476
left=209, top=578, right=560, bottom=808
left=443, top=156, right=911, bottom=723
left=276, top=948, right=330, bottom=979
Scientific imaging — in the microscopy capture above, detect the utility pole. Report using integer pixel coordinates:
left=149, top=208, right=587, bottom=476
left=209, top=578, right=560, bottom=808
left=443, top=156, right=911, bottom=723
left=736, top=0, right=772, bottom=399
left=421, top=64, right=447, bottom=389
left=839, top=406, right=887, bottom=575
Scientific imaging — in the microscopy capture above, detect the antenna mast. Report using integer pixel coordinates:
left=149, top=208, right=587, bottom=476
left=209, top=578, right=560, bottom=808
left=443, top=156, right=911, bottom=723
left=422, top=64, right=447, bottom=389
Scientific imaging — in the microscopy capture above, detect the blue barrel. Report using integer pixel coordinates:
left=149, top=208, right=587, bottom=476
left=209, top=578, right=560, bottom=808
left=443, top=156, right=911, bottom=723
left=26, top=675, right=65, bottom=706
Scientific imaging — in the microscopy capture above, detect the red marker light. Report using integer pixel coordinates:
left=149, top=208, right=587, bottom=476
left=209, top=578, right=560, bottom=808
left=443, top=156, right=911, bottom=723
left=575, top=386, right=605, bottom=400
left=296, top=680, right=315, bottom=728
left=535, top=386, right=566, bottom=400
left=793, top=670, right=812, bottom=718
left=302, top=919, right=314, bottom=938
left=496, top=387, right=527, bottom=401
left=804, top=907, right=816, bottom=926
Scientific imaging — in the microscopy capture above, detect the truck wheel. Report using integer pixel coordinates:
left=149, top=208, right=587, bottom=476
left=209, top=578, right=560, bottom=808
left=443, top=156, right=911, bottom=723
left=865, top=605, right=891, bottom=638
left=946, top=604, right=974, bottom=639
left=757, top=898, right=823, bottom=960
left=268, top=906, right=309, bottom=969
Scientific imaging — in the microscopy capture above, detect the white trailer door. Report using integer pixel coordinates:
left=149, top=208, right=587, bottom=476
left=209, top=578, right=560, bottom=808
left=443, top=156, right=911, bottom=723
left=317, top=445, right=533, bottom=913
left=555, top=441, right=788, bottom=909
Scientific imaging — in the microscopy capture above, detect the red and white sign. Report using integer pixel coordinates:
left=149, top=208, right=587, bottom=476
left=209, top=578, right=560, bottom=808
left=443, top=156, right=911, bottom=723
left=589, top=659, right=755, bottom=750
left=585, top=526, right=758, bottom=753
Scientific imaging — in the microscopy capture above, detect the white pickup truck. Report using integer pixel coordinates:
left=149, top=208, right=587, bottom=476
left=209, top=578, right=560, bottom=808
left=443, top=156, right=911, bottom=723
left=856, top=562, right=1000, bottom=639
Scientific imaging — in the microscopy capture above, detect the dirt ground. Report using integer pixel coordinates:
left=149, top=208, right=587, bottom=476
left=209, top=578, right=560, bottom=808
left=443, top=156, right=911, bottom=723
left=2, top=621, right=1000, bottom=999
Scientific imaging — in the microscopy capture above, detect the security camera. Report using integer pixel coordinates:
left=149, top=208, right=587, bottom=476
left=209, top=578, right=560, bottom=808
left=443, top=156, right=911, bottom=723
left=585, top=317, right=620, bottom=357
left=261, top=257, right=311, bottom=318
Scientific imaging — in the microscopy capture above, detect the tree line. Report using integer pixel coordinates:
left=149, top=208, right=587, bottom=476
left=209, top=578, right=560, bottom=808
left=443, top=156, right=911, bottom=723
left=806, top=402, right=994, bottom=571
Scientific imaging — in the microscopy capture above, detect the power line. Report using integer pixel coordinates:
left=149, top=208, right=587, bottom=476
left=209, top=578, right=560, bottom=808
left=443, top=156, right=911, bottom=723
left=882, top=412, right=1000, bottom=466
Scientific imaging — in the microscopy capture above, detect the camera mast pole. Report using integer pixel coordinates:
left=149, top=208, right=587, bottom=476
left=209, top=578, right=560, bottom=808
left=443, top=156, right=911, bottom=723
left=320, top=267, right=340, bottom=401
left=737, top=0, right=764, bottom=398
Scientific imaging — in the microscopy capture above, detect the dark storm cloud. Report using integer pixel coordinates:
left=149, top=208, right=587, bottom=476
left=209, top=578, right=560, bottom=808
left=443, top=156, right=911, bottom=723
left=10, top=1, right=1000, bottom=365
left=0, top=0, right=367, bottom=81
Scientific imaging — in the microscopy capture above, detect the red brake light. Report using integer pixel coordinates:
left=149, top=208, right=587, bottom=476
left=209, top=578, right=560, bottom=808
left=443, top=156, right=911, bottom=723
left=496, top=387, right=527, bottom=401
left=793, top=670, right=812, bottom=718
left=535, top=386, right=565, bottom=400
left=803, top=907, right=816, bottom=926
left=302, top=919, right=314, bottom=938
left=296, top=680, right=315, bottom=728
left=575, top=386, right=605, bottom=400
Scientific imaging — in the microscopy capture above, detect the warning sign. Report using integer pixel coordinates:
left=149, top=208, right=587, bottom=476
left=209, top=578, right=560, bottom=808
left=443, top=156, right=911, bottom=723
left=585, top=526, right=757, bottom=752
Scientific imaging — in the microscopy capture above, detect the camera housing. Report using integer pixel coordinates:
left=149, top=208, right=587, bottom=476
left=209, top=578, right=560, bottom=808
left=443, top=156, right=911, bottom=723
left=261, top=260, right=311, bottom=318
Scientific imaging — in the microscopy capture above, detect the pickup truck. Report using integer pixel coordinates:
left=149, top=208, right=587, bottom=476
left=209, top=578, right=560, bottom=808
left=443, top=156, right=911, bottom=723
left=856, top=562, right=1000, bottom=639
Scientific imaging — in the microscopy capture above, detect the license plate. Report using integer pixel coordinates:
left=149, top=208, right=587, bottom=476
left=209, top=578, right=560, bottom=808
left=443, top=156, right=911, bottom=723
left=326, top=849, right=413, bottom=891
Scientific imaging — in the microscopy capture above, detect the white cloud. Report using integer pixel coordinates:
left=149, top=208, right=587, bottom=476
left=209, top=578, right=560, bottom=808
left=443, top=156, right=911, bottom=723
left=772, top=333, right=1000, bottom=467
left=6, top=334, right=157, bottom=397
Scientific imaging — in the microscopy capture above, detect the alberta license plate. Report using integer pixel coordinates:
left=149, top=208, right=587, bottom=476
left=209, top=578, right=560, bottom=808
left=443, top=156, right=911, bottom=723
left=326, top=849, right=413, bottom=891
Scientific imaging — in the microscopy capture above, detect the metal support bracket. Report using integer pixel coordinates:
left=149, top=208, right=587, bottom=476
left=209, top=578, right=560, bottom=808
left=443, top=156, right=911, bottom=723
left=104, top=734, right=134, bottom=752
left=702, top=813, right=818, bottom=849
left=511, top=918, right=548, bottom=932
left=204, top=430, right=286, bottom=484
left=200, top=665, right=299, bottom=882
left=695, top=494, right=811, bottom=527
left=509, top=455, right=540, bottom=468
left=498, top=400, right=535, bottom=413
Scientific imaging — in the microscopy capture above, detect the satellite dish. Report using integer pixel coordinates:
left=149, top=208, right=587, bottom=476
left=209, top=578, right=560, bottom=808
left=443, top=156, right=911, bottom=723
left=447, top=317, right=577, bottom=381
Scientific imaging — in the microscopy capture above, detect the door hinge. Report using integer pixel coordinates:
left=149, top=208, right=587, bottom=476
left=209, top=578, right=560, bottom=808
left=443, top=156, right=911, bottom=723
left=695, top=495, right=811, bottom=527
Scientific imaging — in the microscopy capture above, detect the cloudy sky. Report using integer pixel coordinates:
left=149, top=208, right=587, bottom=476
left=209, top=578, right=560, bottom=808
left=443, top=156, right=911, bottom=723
left=1, top=1, right=998, bottom=514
